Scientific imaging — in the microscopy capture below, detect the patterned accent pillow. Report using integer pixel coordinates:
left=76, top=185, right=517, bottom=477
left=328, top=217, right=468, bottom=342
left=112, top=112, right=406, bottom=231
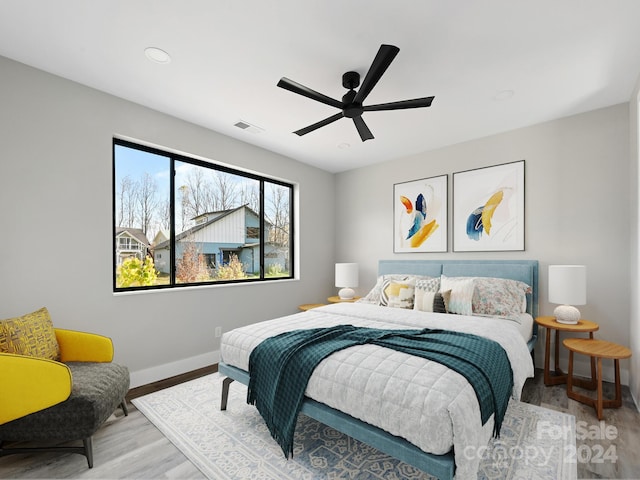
left=415, top=277, right=441, bottom=293
left=379, top=278, right=416, bottom=309
left=472, top=277, right=532, bottom=316
left=0, top=307, right=60, bottom=360
left=358, top=274, right=433, bottom=305
left=414, top=277, right=440, bottom=310
left=414, top=290, right=450, bottom=313
left=440, top=275, right=475, bottom=315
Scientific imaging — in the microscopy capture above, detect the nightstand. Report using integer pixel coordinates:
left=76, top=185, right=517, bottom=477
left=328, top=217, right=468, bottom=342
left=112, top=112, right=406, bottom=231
left=535, top=316, right=599, bottom=386
left=327, top=296, right=360, bottom=303
left=564, top=338, right=631, bottom=419
left=298, top=303, right=325, bottom=311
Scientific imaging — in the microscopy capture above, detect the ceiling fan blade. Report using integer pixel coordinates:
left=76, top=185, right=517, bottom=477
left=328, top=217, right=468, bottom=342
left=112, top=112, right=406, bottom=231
left=294, top=112, right=344, bottom=136
left=353, top=116, right=374, bottom=142
left=353, top=44, right=400, bottom=105
left=278, top=77, right=343, bottom=109
left=364, top=96, right=435, bottom=112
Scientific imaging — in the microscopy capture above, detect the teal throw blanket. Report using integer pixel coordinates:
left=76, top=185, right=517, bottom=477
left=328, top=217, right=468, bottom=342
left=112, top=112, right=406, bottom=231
left=247, top=325, right=513, bottom=458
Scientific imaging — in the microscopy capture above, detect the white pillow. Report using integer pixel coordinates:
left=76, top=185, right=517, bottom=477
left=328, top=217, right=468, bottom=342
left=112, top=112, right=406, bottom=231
left=440, top=275, right=475, bottom=315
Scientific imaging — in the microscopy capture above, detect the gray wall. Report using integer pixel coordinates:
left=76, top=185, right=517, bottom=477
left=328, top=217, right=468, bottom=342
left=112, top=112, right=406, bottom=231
left=335, top=104, right=633, bottom=385
left=0, top=56, right=336, bottom=386
left=629, top=76, right=640, bottom=406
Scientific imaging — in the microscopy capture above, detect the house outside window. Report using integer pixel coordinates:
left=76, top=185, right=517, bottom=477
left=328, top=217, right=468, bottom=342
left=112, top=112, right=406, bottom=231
left=115, top=227, right=150, bottom=267
left=113, top=139, right=294, bottom=291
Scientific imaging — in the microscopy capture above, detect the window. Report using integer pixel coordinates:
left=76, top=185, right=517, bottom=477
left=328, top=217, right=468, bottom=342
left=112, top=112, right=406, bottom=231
left=113, top=138, right=294, bottom=291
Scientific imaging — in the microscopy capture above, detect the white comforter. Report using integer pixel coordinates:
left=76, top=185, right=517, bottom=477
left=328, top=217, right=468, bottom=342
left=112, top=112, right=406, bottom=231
left=220, top=302, right=534, bottom=479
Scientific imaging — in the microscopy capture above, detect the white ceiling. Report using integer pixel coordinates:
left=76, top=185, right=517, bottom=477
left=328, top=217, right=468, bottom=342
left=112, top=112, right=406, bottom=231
left=2, top=1, right=640, bottom=173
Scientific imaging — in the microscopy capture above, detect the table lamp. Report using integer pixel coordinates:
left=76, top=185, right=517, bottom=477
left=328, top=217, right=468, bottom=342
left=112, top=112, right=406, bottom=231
left=335, top=263, right=359, bottom=300
left=548, top=265, right=586, bottom=324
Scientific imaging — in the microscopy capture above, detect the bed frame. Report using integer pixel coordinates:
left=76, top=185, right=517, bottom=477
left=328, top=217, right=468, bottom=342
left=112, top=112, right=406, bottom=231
left=219, top=259, right=538, bottom=480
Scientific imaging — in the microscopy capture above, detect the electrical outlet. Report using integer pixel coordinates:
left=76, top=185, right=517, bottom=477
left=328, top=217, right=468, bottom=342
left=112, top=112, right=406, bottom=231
left=215, top=327, right=222, bottom=338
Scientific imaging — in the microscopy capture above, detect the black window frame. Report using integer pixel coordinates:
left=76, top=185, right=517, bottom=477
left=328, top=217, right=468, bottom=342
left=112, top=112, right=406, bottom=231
left=112, top=138, right=295, bottom=292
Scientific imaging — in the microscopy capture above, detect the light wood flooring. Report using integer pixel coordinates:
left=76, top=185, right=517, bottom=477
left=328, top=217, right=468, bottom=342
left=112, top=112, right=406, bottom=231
left=1, top=367, right=638, bottom=480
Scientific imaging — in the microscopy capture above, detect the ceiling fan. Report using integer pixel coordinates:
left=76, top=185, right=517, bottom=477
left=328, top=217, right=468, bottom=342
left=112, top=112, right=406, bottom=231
left=277, top=44, right=434, bottom=142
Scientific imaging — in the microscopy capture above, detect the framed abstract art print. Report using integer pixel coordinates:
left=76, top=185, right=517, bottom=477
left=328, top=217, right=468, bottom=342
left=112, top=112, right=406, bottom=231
left=453, top=160, right=525, bottom=252
left=393, top=175, right=448, bottom=253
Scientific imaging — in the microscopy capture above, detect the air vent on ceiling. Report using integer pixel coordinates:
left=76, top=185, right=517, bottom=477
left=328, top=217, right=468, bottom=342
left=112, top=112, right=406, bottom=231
left=234, top=120, right=264, bottom=134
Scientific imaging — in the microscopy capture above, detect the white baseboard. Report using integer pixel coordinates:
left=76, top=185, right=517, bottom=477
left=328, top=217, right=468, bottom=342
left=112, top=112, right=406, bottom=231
left=129, top=350, right=220, bottom=388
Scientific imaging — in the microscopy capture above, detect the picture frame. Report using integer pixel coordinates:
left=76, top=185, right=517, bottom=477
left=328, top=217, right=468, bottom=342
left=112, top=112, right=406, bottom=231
left=393, top=175, right=448, bottom=253
left=453, top=160, right=525, bottom=252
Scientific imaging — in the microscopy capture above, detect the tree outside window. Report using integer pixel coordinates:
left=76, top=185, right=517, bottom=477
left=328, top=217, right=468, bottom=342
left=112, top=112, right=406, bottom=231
left=113, top=139, right=294, bottom=291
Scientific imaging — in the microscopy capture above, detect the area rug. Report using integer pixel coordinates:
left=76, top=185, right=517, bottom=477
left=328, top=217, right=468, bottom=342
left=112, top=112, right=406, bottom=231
left=132, top=373, right=576, bottom=480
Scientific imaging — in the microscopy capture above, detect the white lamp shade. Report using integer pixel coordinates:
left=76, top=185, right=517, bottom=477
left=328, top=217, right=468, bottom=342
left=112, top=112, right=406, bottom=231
left=548, top=265, right=586, bottom=305
left=335, top=263, right=359, bottom=288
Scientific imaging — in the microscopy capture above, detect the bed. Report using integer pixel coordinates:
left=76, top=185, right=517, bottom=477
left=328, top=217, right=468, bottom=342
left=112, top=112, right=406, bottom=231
left=219, top=259, right=538, bottom=480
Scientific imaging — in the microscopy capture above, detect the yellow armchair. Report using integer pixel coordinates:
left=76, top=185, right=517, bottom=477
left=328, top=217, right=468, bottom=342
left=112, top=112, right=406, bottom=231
left=0, top=315, right=129, bottom=468
left=0, top=329, right=116, bottom=425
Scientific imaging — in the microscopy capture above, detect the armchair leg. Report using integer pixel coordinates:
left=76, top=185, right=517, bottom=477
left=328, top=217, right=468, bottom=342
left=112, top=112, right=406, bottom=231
left=0, top=438, right=94, bottom=468
left=83, top=437, right=94, bottom=468
left=120, top=400, right=129, bottom=416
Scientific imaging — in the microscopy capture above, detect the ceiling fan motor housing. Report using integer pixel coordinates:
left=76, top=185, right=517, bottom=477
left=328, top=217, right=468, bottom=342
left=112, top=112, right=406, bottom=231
left=342, top=89, right=363, bottom=118
left=342, top=71, right=360, bottom=90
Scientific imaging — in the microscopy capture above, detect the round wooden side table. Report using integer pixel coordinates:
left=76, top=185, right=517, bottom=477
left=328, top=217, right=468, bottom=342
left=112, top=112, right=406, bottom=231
left=535, top=316, right=599, bottom=386
left=327, top=296, right=360, bottom=303
left=298, top=303, right=326, bottom=311
left=563, top=338, right=631, bottom=420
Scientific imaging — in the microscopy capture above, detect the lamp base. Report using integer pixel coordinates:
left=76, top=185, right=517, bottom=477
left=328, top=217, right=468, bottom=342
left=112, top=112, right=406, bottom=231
left=554, top=305, right=581, bottom=324
left=338, top=287, right=355, bottom=300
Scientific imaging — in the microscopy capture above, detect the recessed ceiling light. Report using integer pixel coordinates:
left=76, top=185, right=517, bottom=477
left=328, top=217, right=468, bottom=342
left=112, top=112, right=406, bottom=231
left=144, top=47, right=171, bottom=64
left=494, top=90, right=515, bottom=101
left=338, top=143, right=351, bottom=149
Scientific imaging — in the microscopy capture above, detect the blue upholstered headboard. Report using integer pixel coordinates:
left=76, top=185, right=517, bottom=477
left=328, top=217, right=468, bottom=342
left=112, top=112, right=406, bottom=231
left=378, top=259, right=539, bottom=350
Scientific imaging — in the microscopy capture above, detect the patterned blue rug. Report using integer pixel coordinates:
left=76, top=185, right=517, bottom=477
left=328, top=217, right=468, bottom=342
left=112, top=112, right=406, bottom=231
left=133, top=373, right=576, bottom=480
